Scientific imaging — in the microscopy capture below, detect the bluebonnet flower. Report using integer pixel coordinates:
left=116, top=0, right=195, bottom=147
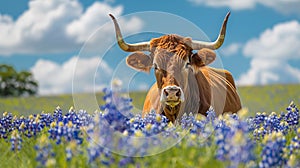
left=100, top=87, right=133, bottom=132
left=284, top=128, right=299, bottom=165
left=252, top=112, right=267, bottom=129
left=119, top=157, right=134, bottom=167
left=87, top=134, right=114, bottom=166
left=53, top=106, right=63, bottom=122
left=180, top=112, right=195, bottom=129
left=61, top=107, right=93, bottom=128
left=10, top=130, right=22, bottom=151
left=279, top=120, right=289, bottom=134
left=206, top=107, right=217, bottom=126
left=24, top=114, right=44, bottom=138
left=263, top=112, right=281, bottom=134
left=189, top=115, right=206, bottom=134
left=48, top=120, right=83, bottom=145
left=65, top=140, right=82, bottom=161
left=251, top=102, right=299, bottom=141
left=76, top=109, right=94, bottom=127
left=214, top=112, right=256, bottom=167
left=285, top=101, right=299, bottom=127
left=259, top=132, right=287, bottom=168
left=86, top=112, right=115, bottom=165
left=35, top=134, right=56, bottom=167
left=39, top=111, right=54, bottom=127
left=214, top=118, right=231, bottom=161
left=140, top=111, right=168, bottom=136
left=0, top=112, right=14, bottom=139
left=227, top=130, right=256, bottom=168
left=125, top=114, right=144, bottom=135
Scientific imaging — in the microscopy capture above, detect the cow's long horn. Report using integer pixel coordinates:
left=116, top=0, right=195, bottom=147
left=191, top=12, right=230, bottom=50
left=109, top=14, right=150, bottom=52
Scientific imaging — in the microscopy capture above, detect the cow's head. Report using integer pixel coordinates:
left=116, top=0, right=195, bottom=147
left=109, top=13, right=230, bottom=122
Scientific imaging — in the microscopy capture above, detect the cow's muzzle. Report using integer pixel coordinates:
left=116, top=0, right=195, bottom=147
left=160, top=86, right=185, bottom=107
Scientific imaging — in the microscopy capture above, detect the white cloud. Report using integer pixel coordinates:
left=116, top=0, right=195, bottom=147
left=189, top=0, right=300, bottom=14
left=237, top=59, right=300, bottom=85
left=260, top=0, right=300, bottom=15
left=220, top=43, right=242, bottom=56
left=137, top=82, right=150, bottom=91
left=0, top=0, right=82, bottom=55
left=237, top=20, right=300, bottom=85
left=243, top=21, right=300, bottom=60
left=66, top=2, right=123, bottom=43
left=188, top=0, right=256, bottom=10
left=0, top=0, right=143, bottom=56
left=31, top=56, right=113, bottom=95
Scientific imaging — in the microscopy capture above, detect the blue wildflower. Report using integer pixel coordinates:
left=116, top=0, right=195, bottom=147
left=285, top=128, right=300, bottom=159
left=285, top=101, right=299, bottom=127
left=39, top=112, right=54, bottom=127
left=259, top=132, right=287, bottom=168
left=24, top=114, right=44, bottom=138
left=119, top=157, right=134, bottom=167
left=0, top=112, right=14, bottom=139
left=65, top=140, right=81, bottom=161
left=35, top=134, right=55, bottom=167
left=10, top=130, right=22, bottom=151
left=214, top=114, right=256, bottom=167
left=53, top=106, right=63, bottom=122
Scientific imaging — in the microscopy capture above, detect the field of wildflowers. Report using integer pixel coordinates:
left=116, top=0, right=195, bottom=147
left=0, top=86, right=299, bottom=168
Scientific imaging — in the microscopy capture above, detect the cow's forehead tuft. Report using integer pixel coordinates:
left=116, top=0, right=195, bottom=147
left=151, top=34, right=192, bottom=62
left=150, top=34, right=189, bottom=48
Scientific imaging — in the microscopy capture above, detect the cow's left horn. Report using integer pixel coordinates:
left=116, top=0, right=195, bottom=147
left=109, top=14, right=150, bottom=52
left=191, top=12, right=230, bottom=50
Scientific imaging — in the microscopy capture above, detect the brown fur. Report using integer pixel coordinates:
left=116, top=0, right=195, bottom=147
left=143, top=67, right=241, bottom=119
left=141, top=35, right=241, bottom=122
left=123, top=34, right=241, bottom=122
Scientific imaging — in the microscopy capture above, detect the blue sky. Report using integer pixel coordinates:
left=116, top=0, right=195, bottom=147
left=0, top=0, right=300, bottom=95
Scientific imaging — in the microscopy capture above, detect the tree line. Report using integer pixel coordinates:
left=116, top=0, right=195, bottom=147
left=0, top=64, right=38, bottom=97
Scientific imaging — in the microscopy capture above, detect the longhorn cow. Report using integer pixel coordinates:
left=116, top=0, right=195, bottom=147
left=109, top=12, right=241, bottom=123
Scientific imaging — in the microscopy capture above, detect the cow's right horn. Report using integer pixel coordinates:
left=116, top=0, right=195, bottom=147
left=191, top=12, right=230, bottom=50
left=109, top=14, right=150, bottom=52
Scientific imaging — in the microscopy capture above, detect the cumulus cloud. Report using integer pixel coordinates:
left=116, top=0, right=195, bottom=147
left=66, top=2, right=123, bottom=43
left=188, top=0, right=256, bottom=10
left=0, top=0, right=143, bottom=56
left=237, top=20, right=300, bottom=85
left=243, top=21, right=300, bottom=60
left=260, top=0, right=300, bottom=15
left=0, top=0, right=82, bottom=55
left=237, top=59, right=300, bottom=85
left=189, top=0, right=300, bottom=14
left=31, top=56, right=113, bottom=95
left=137, top=82, right=150, bottom=91
left=220, top=43, right=242, bottom=56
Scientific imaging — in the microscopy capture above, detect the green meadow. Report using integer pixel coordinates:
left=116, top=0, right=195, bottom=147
left=0, top=84, right=299, bottom=115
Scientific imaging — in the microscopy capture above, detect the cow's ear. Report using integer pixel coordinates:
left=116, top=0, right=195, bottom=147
left=126, top=52, right=153, bottom=73
left=191, top=48, right=216, bottom=67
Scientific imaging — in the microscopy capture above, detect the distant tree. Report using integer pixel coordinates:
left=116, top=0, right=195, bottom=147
left=0, top=64, right=38, bottom=97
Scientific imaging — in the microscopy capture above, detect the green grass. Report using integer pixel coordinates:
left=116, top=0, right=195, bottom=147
left=0, top=84, right=299, bottom=115
left=238, top=84, right=300, bottom=113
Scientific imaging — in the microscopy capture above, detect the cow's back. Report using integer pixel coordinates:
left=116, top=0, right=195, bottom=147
left=197, top=67, right=241, bottom=115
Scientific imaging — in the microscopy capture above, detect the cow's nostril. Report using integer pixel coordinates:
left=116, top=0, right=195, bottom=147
left=164, top=89, right=169, bottom=96
left=176, top=90, right=181, bottom=97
